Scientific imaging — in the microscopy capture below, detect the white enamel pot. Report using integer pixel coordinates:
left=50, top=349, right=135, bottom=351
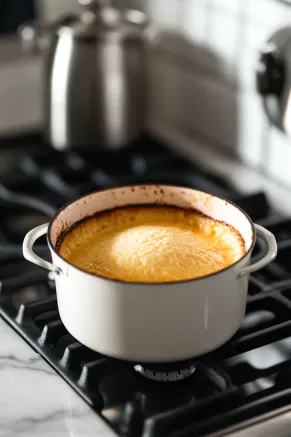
left=23, top=185, right=277, bottom=363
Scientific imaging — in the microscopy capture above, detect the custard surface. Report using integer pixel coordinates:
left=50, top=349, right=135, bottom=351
left=58, top=206, right=246, bottom=282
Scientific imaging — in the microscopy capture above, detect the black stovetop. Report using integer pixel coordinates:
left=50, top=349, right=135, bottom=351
left=1, top=136, right=291, bottom=437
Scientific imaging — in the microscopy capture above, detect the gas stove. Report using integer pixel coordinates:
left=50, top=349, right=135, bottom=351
left=1, top=136, right=291, bottom=437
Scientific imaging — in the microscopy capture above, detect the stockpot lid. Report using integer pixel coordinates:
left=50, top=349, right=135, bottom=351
left=57, top=0, right=149, bottom=42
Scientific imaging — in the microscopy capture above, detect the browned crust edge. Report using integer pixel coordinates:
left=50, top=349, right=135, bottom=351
left=56, top=204, right=246, bottom=265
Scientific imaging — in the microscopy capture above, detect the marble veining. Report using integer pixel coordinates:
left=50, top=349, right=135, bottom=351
left=0, top=318, right=116, bottom=437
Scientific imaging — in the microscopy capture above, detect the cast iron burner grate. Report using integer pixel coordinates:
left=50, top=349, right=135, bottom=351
left=2, top=136, right=291, bottom=437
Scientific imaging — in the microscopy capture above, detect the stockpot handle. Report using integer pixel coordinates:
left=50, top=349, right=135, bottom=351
left=23, top=223, right=63, bottom=276
left=238, top=224, right=277, bottom=277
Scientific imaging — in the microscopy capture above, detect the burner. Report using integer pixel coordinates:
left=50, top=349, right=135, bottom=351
left=133, top=364, right=196, bottom=382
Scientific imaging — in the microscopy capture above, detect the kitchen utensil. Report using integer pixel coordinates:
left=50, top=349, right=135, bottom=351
left=19, top=0, right=154, bottom=151
left=256, top=27, right=291, bottom=134
left=22, top=185, right=277, bottom=363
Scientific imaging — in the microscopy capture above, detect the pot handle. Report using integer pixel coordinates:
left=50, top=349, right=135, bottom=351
left=238, top=224, right=277, bottom=277
left=23, top=223, right=63, bottom=276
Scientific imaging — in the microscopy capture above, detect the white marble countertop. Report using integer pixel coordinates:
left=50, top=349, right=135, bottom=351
left=0, top=318, right=116, bottom=437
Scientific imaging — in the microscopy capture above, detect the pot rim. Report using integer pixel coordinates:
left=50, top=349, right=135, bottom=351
left=47, top=184, right=256, bottom=285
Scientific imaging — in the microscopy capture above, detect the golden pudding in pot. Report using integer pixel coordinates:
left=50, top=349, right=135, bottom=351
left=57, top=205, right=246, bottom=283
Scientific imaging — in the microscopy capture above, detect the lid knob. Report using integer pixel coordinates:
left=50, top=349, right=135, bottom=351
left=78, top=0, right=111, bottom=9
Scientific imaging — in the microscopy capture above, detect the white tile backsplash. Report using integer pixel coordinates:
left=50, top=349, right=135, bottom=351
left=246, top=0, right=291, bottom=25
left=237, top=91, right=268, bottom=167
left=266, top=127, right=291, bottom=185
left=145, top=0, right=291, bottom=190
left=0, top=58, right=42, bottom=135
left=238, top=46, right=257, bottom=91
left=210, top=0, right=242, bottom=14
left=171, top=66, right=237, bottom=151
left=148, top=57, right=182, bottom=121
left=207, top=7, right=238, bottom=74
left=182, top=0, right=208, bottom=44
left=147, top=0, right=182, bottom=28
